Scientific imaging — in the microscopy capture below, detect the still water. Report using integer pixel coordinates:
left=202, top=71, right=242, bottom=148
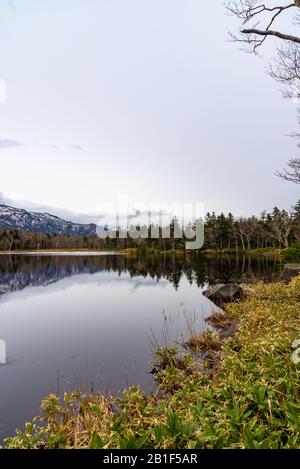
left=0, top=253, right=281, bottom=441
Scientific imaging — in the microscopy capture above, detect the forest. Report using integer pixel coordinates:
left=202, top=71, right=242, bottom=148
left=1, top=201, right=300, bottom=252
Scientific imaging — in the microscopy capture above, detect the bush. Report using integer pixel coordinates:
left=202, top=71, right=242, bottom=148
left=283, top=242, right=300, bottom=263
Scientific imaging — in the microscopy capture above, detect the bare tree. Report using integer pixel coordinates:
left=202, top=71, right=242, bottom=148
left=276, top=157, right=300, bottom=182
left=225, top=1, right=300, bottom=52
left=268, top=208, right=293, bottom=247
left=225, top=1, right=300, bottom=182
left=269, top=43, right=300, bottom=99
left=234, top=217, right=259, bottom=249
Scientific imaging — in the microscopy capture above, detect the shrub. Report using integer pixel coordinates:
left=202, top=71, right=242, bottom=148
left=283, top=242, right=300, bottom=263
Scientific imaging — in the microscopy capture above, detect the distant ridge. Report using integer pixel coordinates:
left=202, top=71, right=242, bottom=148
left=0, top=204, right=97, bottom=237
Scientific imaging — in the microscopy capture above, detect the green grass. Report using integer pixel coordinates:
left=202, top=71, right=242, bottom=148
left=201, top=247, right=282, bottom=257
left=283, top=242, right=300, bottom=263
left=0, top=246, right=284, bottom=257
left=5, top=277, right=300, bottom=449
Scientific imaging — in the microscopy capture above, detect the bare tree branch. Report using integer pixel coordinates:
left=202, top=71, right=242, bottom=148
left=269, top=43, right=300, bottom=98
left=276, top=158, right=300, bottom=182
left=226, top=1, right=300, bottom=184
left=225, top=1, right=300, bottom=52
left=242, top=28, right=300, bottom=43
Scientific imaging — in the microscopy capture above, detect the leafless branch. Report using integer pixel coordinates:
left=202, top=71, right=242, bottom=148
left=225, top=1, right=300, bottom=52
left=276, top=158, right=300, bottom=182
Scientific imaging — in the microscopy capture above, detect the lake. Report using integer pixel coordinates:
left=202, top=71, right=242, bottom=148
left=0, top=252, right=282, bottom=442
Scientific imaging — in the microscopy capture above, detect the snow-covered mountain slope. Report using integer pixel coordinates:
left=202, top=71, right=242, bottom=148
left=0, top=204, right=97, bottom=237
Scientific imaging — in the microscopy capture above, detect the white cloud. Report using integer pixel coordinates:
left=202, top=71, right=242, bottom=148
left=0, top=139, right=22, bottom=149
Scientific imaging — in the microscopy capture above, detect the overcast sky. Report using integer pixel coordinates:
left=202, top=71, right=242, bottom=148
left=0, top=0, right=299, bottom=221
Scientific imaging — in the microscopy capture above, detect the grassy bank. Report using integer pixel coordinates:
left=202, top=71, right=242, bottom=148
left=5, top=277, right=300, bottom=449
left=124, top=247, right=283, bottom=257
left=201, top=247, right=283, bottom=257
left=0, top=246, right=285, bottom=257
left=282, top=242, right=300, bottom=263
left=122, top=246, right=284, bottom=257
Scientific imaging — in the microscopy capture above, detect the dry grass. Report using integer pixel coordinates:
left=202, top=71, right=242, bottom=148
left=184, top=331, right=221, bottom=353
left=6, top=393, right=114, bottom=449
left=151, top=347, right=188, bottom=374
left=205, top=311, right=237, bottom=330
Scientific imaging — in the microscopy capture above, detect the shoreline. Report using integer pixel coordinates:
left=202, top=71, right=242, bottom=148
left=0, top=249, right=122, bottom=256
left=0, top=247, right=284, bottom=256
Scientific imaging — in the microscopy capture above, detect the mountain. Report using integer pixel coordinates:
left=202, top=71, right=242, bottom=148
left=0, top=204, right=97, bottom=237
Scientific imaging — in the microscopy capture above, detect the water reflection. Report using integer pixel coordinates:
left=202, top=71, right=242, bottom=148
left=0, top=252, right=282, bottom=297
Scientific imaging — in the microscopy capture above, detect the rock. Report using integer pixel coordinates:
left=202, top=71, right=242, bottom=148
left=283, top=264, right=300, bottom=282
left=203, top=283, right=244, bottom=306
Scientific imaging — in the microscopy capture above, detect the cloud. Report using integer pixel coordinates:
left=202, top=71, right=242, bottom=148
left=0, top=139, right=22, bottom=149
left=70, top=144, right=84, bottom=152
left=0, top=1, right=16, bottom=14
left=0, top=191, right=171, bottom=228
left=0, top=138, right=84, bottom=152
left=0, top=191, right=6, bottom=205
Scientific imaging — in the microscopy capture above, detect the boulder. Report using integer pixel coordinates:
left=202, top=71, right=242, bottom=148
left=203, top=283, right=244, bottom=306
left=283, top=264, right=300, bottom=282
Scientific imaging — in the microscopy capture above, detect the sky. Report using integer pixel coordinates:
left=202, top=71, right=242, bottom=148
left=0, top=0, right=299, bottom=223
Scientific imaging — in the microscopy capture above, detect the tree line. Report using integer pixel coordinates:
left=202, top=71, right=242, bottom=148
left=204, top=202, right=300, bottom=251
left=1, top=201, right=300, bottom=252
